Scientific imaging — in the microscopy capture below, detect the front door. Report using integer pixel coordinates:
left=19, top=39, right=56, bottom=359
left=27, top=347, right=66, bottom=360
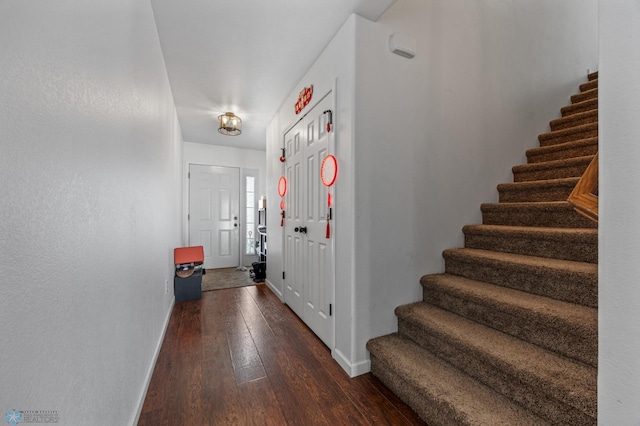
left=189, top=164, right=240, bottom=269
left=283, top=92, right=334, bottom=347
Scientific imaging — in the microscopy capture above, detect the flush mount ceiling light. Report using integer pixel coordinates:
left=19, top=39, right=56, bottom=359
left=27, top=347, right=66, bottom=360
left=218, top=112, right=242, bottom=136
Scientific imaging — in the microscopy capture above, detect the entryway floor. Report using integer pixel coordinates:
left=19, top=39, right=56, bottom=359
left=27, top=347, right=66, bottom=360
left=138, top=284, right=426, bottom=425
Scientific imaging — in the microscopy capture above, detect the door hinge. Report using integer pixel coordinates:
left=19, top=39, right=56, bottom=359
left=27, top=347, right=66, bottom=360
left=329, top=303, right=332, bottom=316
left=282, top=271, right=285, bottom=280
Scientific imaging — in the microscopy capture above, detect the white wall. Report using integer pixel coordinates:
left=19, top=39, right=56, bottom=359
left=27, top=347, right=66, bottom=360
left=351, top=0, right=598, bottom=372
left=0, top=2, right=182, bottom=425
left=269, top=0, right=598, bottom=377
left=599, top=1, right=640, bottom=423
left=182, top=142, right=266, bottom=248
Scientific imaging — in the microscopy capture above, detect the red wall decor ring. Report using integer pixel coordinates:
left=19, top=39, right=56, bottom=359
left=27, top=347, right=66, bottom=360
left=277, top=176, right=287, bottom=197
left=320, top=155, right=338, bottom=187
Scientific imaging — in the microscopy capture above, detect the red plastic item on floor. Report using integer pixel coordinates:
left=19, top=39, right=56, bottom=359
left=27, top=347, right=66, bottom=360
left=174, top=246, right=204, bottom=265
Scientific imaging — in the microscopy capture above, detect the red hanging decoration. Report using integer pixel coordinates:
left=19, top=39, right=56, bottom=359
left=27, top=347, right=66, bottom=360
left=323, top=110, right=333, bottom=133
left=326, top=221, right=331, bottom=239
left=278, top=176, right=287, bottom=227
left=295, top=85, right=314, bottom=115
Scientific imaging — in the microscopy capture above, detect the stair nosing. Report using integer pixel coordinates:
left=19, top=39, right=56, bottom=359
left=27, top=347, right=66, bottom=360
left=538, top=122, right=598, bottom=141
left=551, top=108, right=597, bottom=124
left=443, top=247, right=597, bottom=274
left=497, top=176, right=580, bottom=190
left=463, top=223, right=597, bottom=241
left=527, top=136, right=598, bottom=156
left=513, top=155, right=594, bottom=173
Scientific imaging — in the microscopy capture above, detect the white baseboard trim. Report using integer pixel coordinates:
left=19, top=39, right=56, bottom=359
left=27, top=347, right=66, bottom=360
left=265, top=279, right=283, bottom=301
left=131, top=297, right=175, bottom=425
left=333, top=348, right=371, bottom=378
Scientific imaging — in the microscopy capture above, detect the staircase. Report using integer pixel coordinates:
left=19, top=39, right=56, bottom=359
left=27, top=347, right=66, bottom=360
left=367, top=73, right=598, bottom=425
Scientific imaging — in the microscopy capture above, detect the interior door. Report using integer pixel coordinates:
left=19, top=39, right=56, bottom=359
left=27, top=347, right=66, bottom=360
left=283, top=92, right=334, bottom=347
left=189, top=164, right=240, bottom=269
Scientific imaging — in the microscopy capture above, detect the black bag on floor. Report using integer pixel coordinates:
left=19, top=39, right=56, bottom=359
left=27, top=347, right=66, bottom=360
left=252, top=261, right=266, bottom=281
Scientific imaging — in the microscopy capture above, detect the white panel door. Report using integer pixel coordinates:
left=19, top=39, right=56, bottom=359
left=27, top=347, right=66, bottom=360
left=284, top=120, right=305, bottom=317
left=189, top=164, right=240, bottom=269
left=283, top=92, right=334, bottom=347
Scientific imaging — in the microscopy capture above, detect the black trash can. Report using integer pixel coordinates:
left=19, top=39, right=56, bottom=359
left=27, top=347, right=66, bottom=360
left=252, top=261, right=266, bottom=282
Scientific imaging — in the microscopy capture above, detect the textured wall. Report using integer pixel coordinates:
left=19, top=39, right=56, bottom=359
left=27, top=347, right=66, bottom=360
left=0, top=1, right=182, bottom=424
left=599, top=1, right=640, bottom=423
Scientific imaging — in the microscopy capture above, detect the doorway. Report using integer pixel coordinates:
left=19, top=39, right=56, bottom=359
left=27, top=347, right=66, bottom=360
left=283, top=91, right=335, bottom=347
left=189, top=164, right=240, bottom=269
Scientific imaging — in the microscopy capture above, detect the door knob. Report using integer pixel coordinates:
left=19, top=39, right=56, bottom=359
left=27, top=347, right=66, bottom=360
left=234, top=223, right=238, bottom=227
left=299, top=226, right=307, bottom=234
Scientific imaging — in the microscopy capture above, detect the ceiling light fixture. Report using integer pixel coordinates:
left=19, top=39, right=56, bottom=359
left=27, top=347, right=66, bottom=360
left=218, top=112, right=242, bottom=136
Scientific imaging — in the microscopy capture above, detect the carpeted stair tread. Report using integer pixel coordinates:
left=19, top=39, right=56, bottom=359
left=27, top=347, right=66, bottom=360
left=526, top=137, right=598, bottom=163
left=579, top=79, right=598, bottom=93
left=367, top=334, right=549, bottom=426
left=497, top=177, right=580, bottom=202
left=443, top=248, right=597, bottom=307
left=570, top=87, right=597, bottom=104
left=561, top=97, right=598, bottom=117
left=512, top=155, right=594, bottom=182
left=481, top=201, right=597, bottom=228
left=420, top=273, right=597, bottom=366
left=395, top=303, right=596, bottom=424
left=538, top=122, right=598, bottom=147
left=550, top=109, right=598, bottom=131
left=462, top=224, right=597, bottom=263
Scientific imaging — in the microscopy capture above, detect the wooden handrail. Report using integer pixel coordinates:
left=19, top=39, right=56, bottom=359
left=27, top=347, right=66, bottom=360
left=568, top=152, right=598, bottom=223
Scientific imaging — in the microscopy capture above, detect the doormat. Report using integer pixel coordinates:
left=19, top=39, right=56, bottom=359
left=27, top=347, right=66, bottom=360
left=201, top=267, right=255, bottom=292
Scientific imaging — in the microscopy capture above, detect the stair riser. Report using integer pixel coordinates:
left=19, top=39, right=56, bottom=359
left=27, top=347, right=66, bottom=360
left=538, top=126, right=598, bottom=147
left=550, top=110, right=598, bottom=131
left=527, top=140, right=598, bottom=163
left=561, top=98, right=597, bottom=117
left=579, top=79, right=598, bottom=93
left=481, top=206, right=598, bottom=228
left=463, top=233, right=597, bottom=263
left=369, top=356, right=460, bottom=426
left=397, top=319, right=596, bottom=425
left=571, top=89, right=597, bottom=104
left=421, top=282, right=597, bottom=366
left=513, top=162, right=590, bottom=182
left=588, top=72, right=598, bottom=81
left=443, top=254, right=597, bottom=307
left=498, top=184, right=575, bottom=203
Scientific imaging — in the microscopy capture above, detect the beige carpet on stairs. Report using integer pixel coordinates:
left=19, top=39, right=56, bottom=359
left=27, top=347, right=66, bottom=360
left=201, top=267, right=255, bottom=292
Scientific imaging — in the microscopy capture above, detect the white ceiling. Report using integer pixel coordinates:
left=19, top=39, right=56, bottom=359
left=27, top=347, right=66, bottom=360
left=150, top=0, right=396, bottom=151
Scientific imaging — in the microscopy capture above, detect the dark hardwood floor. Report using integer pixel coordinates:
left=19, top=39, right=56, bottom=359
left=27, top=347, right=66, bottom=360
left=138, top=284, right=427, bottom=425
